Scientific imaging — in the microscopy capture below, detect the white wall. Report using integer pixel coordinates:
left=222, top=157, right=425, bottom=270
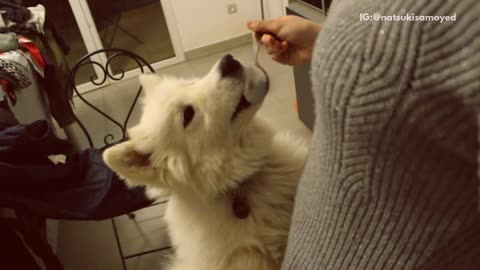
left=169, top=0, right=262, bottom=51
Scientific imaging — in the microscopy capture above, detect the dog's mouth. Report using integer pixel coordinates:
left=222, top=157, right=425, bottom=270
left=232, top=95, right=251, bottom=120
left=231, top=66, right=269, bottom=120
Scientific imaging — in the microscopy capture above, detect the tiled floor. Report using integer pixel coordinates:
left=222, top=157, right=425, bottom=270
left=57, top=43, right=312, bottom=270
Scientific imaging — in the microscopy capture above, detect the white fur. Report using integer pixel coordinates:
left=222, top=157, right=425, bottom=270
left=103, top=57, right=307, bottom=270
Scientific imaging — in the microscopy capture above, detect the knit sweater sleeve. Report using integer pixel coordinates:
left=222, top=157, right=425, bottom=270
left=282, top=0, right=480, bottom=269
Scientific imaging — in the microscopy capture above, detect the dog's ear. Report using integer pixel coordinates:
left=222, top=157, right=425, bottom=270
left=139, top=73, right=161, bottom=90
left=103, top=141, right=157, bottom=186
left=103, top=139, right=194, bottom=190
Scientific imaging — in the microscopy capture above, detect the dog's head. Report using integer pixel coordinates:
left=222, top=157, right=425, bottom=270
left=103, top=55, right=271, bottom=195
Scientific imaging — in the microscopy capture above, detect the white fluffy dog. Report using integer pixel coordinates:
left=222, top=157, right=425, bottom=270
left=103, top=54, right=307, bottom=270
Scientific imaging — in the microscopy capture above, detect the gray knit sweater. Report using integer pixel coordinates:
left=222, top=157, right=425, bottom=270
left=282, top=0, right=480, bottom=269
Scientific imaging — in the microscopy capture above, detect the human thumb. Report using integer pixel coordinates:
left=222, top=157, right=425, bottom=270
left=247, top=20, right=260, bottom=31
left=247, top=20, right=280, bottom=34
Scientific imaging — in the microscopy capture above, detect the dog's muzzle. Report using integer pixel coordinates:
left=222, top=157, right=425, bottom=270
left=219, top=54, right=270, bottom=121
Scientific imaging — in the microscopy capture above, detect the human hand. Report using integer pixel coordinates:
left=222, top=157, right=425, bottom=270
left=247, top=15, right=321, bottom=65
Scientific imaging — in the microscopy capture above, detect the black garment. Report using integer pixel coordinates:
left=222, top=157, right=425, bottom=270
left=0, top=121, right=75, bottom=193
left=0, top=120, right=150, bottom=270
left=0, top=98, right=18, bottom=130
left=1, top=149, right=154, bottom=220
left=14, top=211, right=63, bottom=270
left=0, top=120, right=153, bottom=220
left=0, top=120, right=72, bottom=164
left=0, top=222, right=42, bottom=270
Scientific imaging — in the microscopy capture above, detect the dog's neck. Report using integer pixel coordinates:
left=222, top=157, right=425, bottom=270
left=228, top=174, right=255, bottom=219
left=225, top=119, right=274, bottom=219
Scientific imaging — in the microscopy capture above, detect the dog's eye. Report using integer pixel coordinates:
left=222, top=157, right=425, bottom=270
left=182, top=105, right=195, bottom=127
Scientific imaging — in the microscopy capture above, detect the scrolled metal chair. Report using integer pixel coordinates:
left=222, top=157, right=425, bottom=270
left=66, top=48, right=155, bottom=149
left=65, top=48, right=168, bottom=270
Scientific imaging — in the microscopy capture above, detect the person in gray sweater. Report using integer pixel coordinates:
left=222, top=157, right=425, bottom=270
left=248, top=0, right=480, bottom=268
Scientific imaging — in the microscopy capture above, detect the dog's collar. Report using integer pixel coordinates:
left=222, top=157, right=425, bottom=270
left=229, top=178, right=253, bottom=219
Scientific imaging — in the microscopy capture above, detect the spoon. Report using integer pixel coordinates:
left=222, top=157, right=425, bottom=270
left=245, top=32, right=269, bottom=104
left=252, top=32, right=262, bottom=65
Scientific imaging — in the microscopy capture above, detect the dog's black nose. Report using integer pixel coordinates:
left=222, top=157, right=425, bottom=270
left=219, top=54, right=242, bottom=77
